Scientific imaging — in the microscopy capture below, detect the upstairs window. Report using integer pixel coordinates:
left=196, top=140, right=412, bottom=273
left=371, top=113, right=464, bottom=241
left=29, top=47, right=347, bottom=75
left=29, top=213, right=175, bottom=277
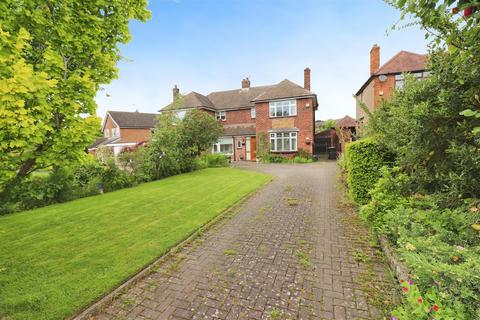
left=215, top=111, right=226, bottom=121
left=251, top=107, right=256, bottom=118
left=269, top=100, right=296, bottom=117
left=395, top=71, right=430, bottom=90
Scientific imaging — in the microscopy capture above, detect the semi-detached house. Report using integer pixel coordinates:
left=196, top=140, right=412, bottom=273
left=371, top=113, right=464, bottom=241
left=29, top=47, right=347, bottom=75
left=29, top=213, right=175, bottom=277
left=161, top=68, right=318, bottom=161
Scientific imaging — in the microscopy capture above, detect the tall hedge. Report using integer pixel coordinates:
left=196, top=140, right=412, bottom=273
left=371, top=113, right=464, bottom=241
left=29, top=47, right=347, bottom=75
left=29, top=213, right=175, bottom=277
left=345, top=138, right=389, bottom=204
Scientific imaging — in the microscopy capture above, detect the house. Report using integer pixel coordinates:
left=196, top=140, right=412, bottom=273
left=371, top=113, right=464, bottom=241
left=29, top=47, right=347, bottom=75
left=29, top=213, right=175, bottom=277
left=314, top=115, right=356, bottom=155
left=160, top=68, right=318, bottom=161
left=355, top=44, right=428, bottom=128
left=88, top=111, right=157, bottom=156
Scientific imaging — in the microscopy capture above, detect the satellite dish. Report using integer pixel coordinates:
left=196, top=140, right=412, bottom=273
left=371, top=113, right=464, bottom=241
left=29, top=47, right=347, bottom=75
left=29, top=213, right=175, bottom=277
left=379, top=75, right=388, bottom=82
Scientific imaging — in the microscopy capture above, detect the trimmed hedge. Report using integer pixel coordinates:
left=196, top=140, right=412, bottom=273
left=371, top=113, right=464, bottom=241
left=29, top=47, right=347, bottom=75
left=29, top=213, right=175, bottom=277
left=345, top=138, right=390, bottom=204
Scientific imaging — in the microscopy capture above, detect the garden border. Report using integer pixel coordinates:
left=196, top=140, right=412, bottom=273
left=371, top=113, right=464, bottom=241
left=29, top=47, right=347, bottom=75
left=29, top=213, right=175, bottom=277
left=379, top=235, right=410, bottom=282
left=71, top=176, right=273, bottom=320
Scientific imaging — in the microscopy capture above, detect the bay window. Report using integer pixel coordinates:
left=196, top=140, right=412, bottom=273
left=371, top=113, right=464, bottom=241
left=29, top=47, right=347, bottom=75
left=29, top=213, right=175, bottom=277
left=269, top=100, right=297, bottom=117
left=270, top=132, right=297, bottom=152
left=213, top=137, right=233, bottom=155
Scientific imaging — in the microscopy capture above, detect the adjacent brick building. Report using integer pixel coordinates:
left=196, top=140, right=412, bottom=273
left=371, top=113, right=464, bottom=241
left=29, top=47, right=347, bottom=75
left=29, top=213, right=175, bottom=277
left=355, top=44, right=428, bottom=129
left=88, top=111, right=157, bottom=156
left=161, top=68, right=318, bottom=161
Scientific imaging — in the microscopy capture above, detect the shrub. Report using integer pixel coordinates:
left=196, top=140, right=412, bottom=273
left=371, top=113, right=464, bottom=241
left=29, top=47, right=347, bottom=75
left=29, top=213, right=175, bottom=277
left=292, top=156, right=312, bottom=164
left=197, top=153, right=229, bottom=168
left=345, top=137, right=391, bottom=204
left=100, top=160, right=136, bottom=193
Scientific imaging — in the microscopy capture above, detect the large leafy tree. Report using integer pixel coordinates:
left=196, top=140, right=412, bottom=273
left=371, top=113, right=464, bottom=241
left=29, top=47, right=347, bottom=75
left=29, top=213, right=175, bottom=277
left=181, top=109, right=224, bottom=156
left=368, top=1, right=480, bottom=199
left=0, top=1, right=150, bottom=197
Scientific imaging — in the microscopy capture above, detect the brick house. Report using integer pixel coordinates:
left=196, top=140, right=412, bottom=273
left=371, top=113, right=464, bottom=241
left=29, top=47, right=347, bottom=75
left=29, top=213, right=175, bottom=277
left=88, top=111, right=157, bottom=156
left=161, top=68, right=318, bottom=161
left=355, top=44, right=428, bottom=128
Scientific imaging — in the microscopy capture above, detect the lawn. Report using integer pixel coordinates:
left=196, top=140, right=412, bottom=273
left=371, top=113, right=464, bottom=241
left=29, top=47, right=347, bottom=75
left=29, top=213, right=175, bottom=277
left=0, top=168, right=271, bottom=320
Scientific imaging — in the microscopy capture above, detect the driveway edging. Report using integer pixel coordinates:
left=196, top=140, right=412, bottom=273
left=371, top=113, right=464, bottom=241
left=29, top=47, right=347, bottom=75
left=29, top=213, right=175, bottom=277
left=71, top=177, right=273, bottom=320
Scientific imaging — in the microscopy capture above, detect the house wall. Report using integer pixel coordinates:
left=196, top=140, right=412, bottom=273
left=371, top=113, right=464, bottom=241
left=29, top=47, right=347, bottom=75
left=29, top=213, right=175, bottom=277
left=103, top=114, right=119, bottom=137
left=233, top=137, right=246, bottom=161
left=255, top=97, right=315, bottom=155
left=356, top=79, right=375, bottom=123
left=120, top=128, right=151, bottom=143
left=373, top=74, right=396, bottom=108
left=221, top=108, right=255, bottom=126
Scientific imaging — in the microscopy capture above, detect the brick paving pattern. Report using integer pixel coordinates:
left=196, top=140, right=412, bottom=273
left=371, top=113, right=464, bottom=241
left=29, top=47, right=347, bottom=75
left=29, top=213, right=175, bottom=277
left=92, top=162, right=394, bottom=320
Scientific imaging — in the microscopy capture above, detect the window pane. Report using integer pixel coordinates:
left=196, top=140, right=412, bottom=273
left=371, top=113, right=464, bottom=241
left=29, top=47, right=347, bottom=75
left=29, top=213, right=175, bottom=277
left=282, top=106, right=289, bottom=116
left=270, top=138, right=275, bottom=151
left=276, top=137, right=283, bottom=151
left=291, top=137, right=297, bottom=151
left=283, top=135, right=290, bottom=151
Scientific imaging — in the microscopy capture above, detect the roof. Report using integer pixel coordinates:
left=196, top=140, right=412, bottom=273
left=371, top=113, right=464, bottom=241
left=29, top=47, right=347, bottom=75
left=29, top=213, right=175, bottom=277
left=107, top=111, right=158, bottom=128
left=356, top=50, right=427, bottom=96
left=335, top=115, right=356, bottom=128
left=163, top=92, right=215, bottom=111
left=161, top=79, right=317, bottom=112
left=252, top=79, right=314, bottom=102
left=223, top=124, right=256, bottom=136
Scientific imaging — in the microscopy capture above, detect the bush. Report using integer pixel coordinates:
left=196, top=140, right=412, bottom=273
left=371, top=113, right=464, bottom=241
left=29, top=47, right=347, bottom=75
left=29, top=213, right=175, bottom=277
left=100, top=160, right=136, bottom=193
left=197, top=153, right=229, bottom=168
left=345, top=138, right=391, bottom=204
left=292, top=156, right=313, bottom=163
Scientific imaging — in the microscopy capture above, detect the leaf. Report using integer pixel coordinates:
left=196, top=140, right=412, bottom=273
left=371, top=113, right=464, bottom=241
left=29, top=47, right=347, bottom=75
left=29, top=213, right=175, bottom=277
left=460, top=109, right=476, bottom=117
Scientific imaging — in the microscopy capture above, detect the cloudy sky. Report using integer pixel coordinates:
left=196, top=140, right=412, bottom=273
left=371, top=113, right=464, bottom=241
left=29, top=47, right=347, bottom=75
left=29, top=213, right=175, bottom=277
left=95, top=0, right=428, bottom=121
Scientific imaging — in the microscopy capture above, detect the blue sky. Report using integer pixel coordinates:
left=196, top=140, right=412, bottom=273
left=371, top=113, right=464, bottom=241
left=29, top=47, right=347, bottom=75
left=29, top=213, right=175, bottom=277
left=95, top=0, right=428, bottom=120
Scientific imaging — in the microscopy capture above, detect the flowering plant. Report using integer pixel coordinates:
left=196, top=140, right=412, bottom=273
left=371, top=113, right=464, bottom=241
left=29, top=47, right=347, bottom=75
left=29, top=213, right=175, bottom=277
left=390, top=280, right=461, bottom=320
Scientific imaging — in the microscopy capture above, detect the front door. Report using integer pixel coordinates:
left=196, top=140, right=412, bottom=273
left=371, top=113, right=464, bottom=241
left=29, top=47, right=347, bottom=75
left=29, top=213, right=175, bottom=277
left=246, top=137, right=251, bottom=161
left=250, top=137, right=256, bottom=161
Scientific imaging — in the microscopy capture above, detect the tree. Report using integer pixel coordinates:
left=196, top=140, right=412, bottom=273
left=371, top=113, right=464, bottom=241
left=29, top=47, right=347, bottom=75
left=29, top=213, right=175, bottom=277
left=368, top=0, right=480, bottom=198
left=181, top=109, right=224, bottom=156
left=0, top=1, right=150, bottom=198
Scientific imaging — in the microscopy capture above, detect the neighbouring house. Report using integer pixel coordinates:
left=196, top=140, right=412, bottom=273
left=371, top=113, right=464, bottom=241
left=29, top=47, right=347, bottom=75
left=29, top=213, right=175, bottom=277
left=314, top=115, right=356, bottom=155
left=355, top=44, right=428, bottom=129
left=88, top=111, right=157, bottom=156
left=160, top=68, right=318, bottom=161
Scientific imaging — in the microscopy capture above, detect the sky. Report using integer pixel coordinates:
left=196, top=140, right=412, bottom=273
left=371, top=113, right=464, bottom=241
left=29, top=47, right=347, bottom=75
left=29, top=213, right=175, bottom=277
left=95, top=0, right=428, bottom=121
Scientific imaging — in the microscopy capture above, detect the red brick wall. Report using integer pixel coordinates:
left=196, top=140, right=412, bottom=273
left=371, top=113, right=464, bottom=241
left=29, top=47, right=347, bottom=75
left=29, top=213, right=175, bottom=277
left=374, top=74, right=396, bottom=108
left=218, top=108, right=254, bottom=125
left=120, top=128, right=151, bottom=143
left=233, top=137, right=246, bottom=160
left=255, top=97, right=315, bottom=155
left=103, top=114, right=118, bottom=136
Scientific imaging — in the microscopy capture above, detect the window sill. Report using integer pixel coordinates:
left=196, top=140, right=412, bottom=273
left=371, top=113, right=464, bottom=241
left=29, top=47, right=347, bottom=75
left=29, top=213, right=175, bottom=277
left=270, top=150, right=298, bottom=153
left=269, top=115, right=297, bottom=119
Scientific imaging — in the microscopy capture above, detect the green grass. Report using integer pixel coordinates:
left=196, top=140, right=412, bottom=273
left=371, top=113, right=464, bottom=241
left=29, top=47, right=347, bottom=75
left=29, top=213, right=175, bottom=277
left=0, top=168, right=271, bottom=320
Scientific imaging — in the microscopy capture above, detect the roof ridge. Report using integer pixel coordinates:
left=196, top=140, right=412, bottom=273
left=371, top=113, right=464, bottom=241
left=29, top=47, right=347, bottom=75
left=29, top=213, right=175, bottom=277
left=207, top=84, right=275, bottom=96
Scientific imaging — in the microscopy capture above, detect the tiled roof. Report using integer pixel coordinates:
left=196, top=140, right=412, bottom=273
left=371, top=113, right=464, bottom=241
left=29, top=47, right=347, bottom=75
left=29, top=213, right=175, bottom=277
left=252, top=80, right=314, bottom=102
left=161, top=79, right=317, bottom=112
left=374, top=51, right=427, bottom=75
left=335, top=115, right=356, bottom=128
left=108, top=111, right=157, bottom=128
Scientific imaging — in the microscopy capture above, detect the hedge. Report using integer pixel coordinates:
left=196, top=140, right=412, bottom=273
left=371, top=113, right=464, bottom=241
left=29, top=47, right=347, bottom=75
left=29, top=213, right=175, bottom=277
left=345, top=138, right=390, bottom=205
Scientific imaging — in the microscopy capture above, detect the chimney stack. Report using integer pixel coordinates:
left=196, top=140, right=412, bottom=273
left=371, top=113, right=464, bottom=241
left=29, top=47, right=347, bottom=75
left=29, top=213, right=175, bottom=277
left=172, top=84, right=179, bottom=101
left=370, top=44, right=380, bottom=75
left=304, top=67, right=311, bottom=91
left=241, top=77, right=250, bottom=89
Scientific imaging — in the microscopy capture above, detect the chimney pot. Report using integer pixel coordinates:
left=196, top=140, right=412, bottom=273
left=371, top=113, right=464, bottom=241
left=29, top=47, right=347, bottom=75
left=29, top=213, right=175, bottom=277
left=241, top=77, right=250, bottom=89
left=172, top=84, right=179, bottom=101
left=304, top=67, right=311, bottom=91
left=370, top=44, right=380, bottom=75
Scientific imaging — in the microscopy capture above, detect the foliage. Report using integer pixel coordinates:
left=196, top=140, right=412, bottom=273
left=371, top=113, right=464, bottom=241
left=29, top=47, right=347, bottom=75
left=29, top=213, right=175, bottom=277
left=344, top=138, right=391, bottom=204
left=100, top=160, right=136, bottom=193
left=95, top=146, right=115, bottom=164
left=292, top=156, right=313, bottom=163
left=256, top=132, right=270, bottom=161
left=0, top=168, right=271, bottom=319
left=317, top=119, right=336, bottom=133
left=196, top=153, right=229, bottom=168
left=181, top=109, right=224, bottom=156
left=391, top=280, right=460, bottom=320
left=0, top=1, right=150, bottom=198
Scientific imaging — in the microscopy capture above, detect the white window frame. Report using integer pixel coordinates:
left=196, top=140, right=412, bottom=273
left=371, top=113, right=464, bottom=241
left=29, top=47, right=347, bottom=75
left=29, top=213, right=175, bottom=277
left=270, top=132, right=298, bottom=152
left=212, top=137, right=233, bottom=155
left=236, top=139, right=243, bottom=149
left=251, top=107, right=256, bottom=118
left=215, top=111, right=226, bottom=121
left=269, top=99, right=297, bottom=118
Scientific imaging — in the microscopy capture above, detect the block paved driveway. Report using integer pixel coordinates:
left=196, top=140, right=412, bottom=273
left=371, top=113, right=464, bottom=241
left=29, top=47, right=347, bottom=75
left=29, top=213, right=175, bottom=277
left=93, top=161, right=395, bottom=320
